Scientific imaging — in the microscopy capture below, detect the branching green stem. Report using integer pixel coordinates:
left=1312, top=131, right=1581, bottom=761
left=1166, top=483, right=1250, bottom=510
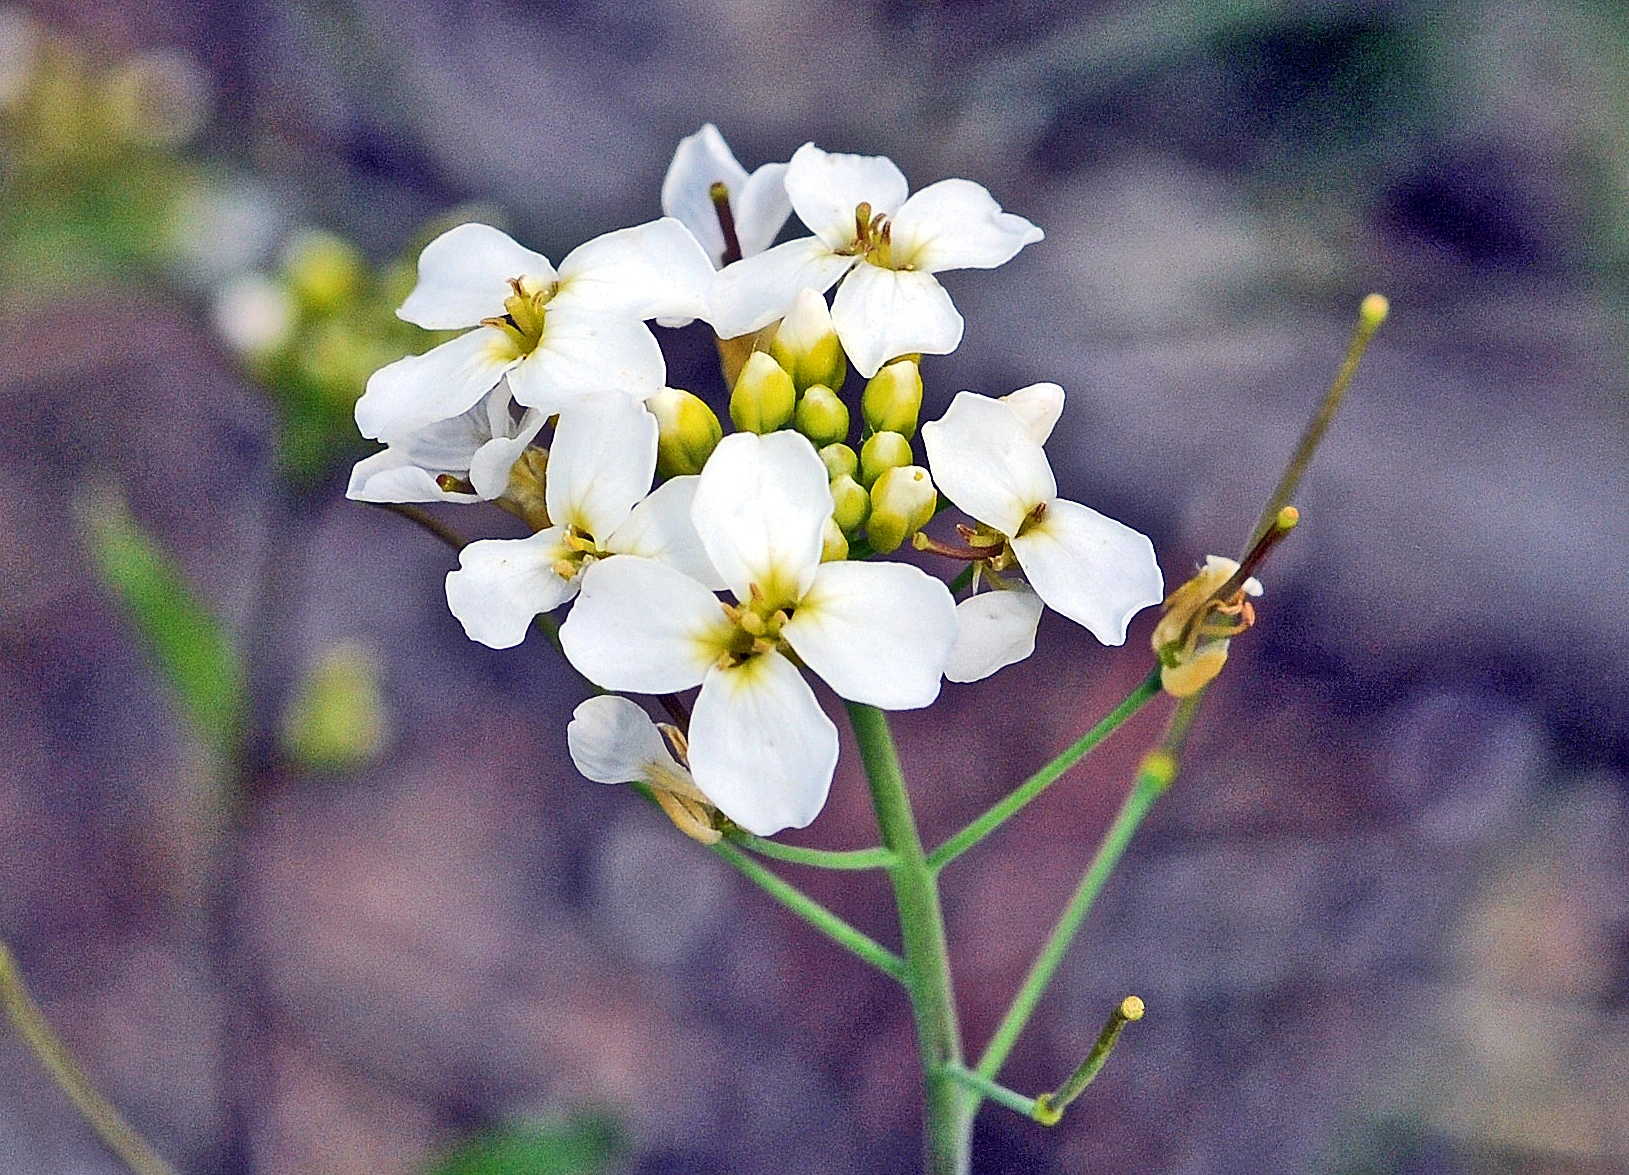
left=726, top=829, right=896, bottom=871
left=942, top=1064, right=1038, bottom=1118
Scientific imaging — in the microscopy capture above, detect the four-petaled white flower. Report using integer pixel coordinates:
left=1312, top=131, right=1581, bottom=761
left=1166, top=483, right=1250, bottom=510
left=444, top=395, right=721, bottom=649
left=922, top=388, right=1164, bottom=653
left=560, top=431, right=958, bottom=836
left=710, top=143, right=1043, bottom=377
left=662, top=124, right=793, bottom=270
left=355, top=220, right=715, bottom=442
left=346, top=383, right=544, bottom=505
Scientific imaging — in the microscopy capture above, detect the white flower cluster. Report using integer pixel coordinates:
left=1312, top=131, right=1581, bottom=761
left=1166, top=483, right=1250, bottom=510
left=350, top=126, right=1166, bottom=838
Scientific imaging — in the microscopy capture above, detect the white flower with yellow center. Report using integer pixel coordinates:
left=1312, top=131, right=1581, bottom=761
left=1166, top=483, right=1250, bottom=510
left=710, top=143, right=1043, bottom=377
left=346, top=383, right=545, bottom=505
left=444, top=395, right=721, bottom=649
left=560, top=431, right=958, bottom=836
left=355, top=220, right=715, bottom=442
left=922, top=389, right=1164, bottom=665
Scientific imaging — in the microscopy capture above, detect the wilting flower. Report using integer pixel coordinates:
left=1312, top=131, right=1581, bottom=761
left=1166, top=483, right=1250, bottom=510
left=1151, top=555, right=1262, bottom=697
left=560, top=431, right=958, bottom=835
left=444, top=395, right=719, bottom=649
left=662, top=124, right=792, bottom=269
left=710, top=143, right=1043, bottom=377
left=921, top=389, right=1163, bottom=650
left=567, top=695, right=720, bottom=844
left=355, top=220, right=714, bottom=441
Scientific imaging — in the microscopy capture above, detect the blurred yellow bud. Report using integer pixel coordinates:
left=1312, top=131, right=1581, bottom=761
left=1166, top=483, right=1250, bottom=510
left=866, top=465, right=937, bottom=554
left=830, top=473, right=870, bottom=534
left=818, top=442, right=859, bottom=482
left=282, top=230, right=366, bottom=313
left=859, top=430, right=913, bottom=487
left=821, top=517, right=849, bottom=562
left=793, top=384, right=850, bottom=447
left=861, top=358, right=923, bottom=437
left=648, top=386, right=723, bottom=477
left=730, top=351, right=796, bottom=434
left=280, top=642, right=386, bottom=772
left=768, top=287, right=847, bottom=393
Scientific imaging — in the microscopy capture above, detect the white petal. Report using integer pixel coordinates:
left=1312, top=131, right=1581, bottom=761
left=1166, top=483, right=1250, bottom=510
left=1010, top=498, right=1164, bottom=646
left=945, top=589, right=1044, bottom=683
left=690, top=431, right=831, bottom=606
left=1000, top=382, right=1065, bottom=444
left=782, top=561, right=957, bottom=709
left=398, top=223, right=556, bottom=330
left=784, top=142, right=909, bottom=249
left=708, top=236, right=854, bottom=339
left=567, top=695, right=676, bottom=785
left=830, top=263, right=963, bottom=379
left=734, top=162, right=793, bottom=258
left=920, top=391, right=1055, bottom=536
left=661, top=124, right=750, bottom=265
left=890, top=178, right=1044, bottom=274
left=506, top=307, right=665, bottom=413
left=544, top=396, right=658, bottom=539
left=605, top=475, right=726, bottom=589
left=554, top=218, right=715, bottom=321
left=345, top=449, right=476, bottom=504
left=445, top=530, right=577, bottom=649
left=467, top=408, right=546, bottom=499
left=559, top=556, right=730, bottom=694
left=354, top=327, right=518, bottom=441
left=688, top=653, right=838, bottom=835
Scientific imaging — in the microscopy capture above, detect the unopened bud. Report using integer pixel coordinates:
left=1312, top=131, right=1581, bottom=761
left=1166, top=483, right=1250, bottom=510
left=866, top=465, right=937, bottom=554
left=830, top=474, right=870, bottom=534
left=282, top=230, right=365, bottom=313
left=730, top=351, right=796, bottom=434
left=769, top=287, right=846, bottom=392
left=821, top=517, right=849, bottom=562
left=819, top=442, right=858, bottom=482
left=794, top=384, right=849, bottom=447
left=861, top=358, right=923, bottom=437
left=648, top=386, right=723, bottom=477
left=859, top=430, right=913, bottom=487
left=280, top=642, right=386, bottom=771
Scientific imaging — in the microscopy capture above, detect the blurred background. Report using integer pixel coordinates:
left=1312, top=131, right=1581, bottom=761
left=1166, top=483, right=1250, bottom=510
left=1, top=0, right=1627, bottom=1172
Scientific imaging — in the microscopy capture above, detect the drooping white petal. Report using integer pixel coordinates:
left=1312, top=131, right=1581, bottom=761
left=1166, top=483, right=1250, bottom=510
left=346, top=448, right=477, bottom=504
left=945, top=589, right=1045, bottom=683
left=688, top=653, right=838, bottom=835
left=560, top=556, right=731, bottom=694
left=781, top=561, right=957, bottom=709
left=567, top=695, right=677, bottom=785
left=890, top=178, right=1044, bottom=274
left=553, top=218, right=715, bottom=322
left=784, top=143, right=909, bottom=250
left=506, top=306, right=666, bottom=413
left=734, top=162, right=793, bottom=258
left=830, top=263, right=963, bottom=378
left=690, top=431, right=831, bottom=606
left=445, top=530, right=577, bottom=649
left=661, top=124, right=749, bottom=265
left=1000, top=382, right=1065, bottom=444
left=354, top=327, right=519, bottom=441
left=605, top=475, right=726, bottom=589
left=544, top=396, right=658, bottom=539
left=467, top=407, right=546, bottom=499
left=397, top=223, right=556, bottom=330
left=1010, top=498, right=1164, bottom=646
left=920, top=391, right=1056, bottom=536
left=707, top=236, right=855, bottom=339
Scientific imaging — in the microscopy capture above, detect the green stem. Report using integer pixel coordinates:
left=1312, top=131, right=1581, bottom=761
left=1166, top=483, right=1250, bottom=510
left=942, top=1064, right=1038, bottom=1119
left=726, top=829, right=897, bottom=871
left=928, top=668, right=1163, bottom=871
left=847, top=703, right=972, bottom=1175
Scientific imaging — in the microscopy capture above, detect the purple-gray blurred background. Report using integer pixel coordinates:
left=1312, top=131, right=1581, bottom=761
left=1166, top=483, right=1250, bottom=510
left=3, top=1, right=1627, bottom=1173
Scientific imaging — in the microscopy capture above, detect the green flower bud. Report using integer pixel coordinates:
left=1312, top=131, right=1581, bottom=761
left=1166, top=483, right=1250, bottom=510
left=729, top=351, right=796, bottom=434
left=820, top=517, right=849, bottom=563
left=861, top=358, right=923, bottom=437
left=793, top=384, right=849, bottom=447
left=866, top=465, right=938, bottom=554
left=648, top=386, right=723, bottom=477
left=768, top=287, right=847, bottom=393
left=819, top=443, right=859, bottom=482
left=282, top=230, right=366, bottom=314
left=830, top=473, right=870, bottom=534
left=859, top=430, right=913, bottom=488
left=280, top=642, right=386, bottom=771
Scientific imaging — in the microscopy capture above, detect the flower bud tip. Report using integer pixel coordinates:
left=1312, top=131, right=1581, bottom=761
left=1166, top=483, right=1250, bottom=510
left=1360, top=293, right=1389, bottom=328
left=1275, top=505, right=1299, bottom=531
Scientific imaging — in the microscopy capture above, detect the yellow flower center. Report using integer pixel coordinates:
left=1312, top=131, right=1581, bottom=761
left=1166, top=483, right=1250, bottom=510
left=715, top=583, right=795, bottom=670
left=481, top=274, right=558, bottom=354
left=548, top=525, right=606, bottom=583
left=839, top=201, right=910, bottom=270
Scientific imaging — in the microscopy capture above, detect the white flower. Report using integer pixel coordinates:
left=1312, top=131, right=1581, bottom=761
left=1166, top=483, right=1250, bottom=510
left=710, top=143, right=1043, bottom=377
left=444, top=395, right=720, bottom=649
left=662, top=124, right=792, bottom=269
left=355, top=220, right=715, bottom=442
left=922, top=390, right=1163, bottom=647
left=346, top=383, right=545, bottom=505
left=567, top=695, right=720, bottom=844
left=559, top=431, right=958, bottom=836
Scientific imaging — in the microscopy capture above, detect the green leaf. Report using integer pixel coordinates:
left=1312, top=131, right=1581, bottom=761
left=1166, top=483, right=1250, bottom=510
left=420, top=1115, right=625, bottom=1175
left=79, top=488, right=246, bottom=763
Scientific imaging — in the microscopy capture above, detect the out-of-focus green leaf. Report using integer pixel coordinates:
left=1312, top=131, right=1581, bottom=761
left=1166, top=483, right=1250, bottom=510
left=419, top=1115, right=625, bottom=1175
left=79, top=488, right=246, bottom=763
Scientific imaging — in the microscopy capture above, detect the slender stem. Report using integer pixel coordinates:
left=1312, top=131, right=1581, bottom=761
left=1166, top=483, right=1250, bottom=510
left=1031, top=995, right=1145, bottom=1124
left=707, top=838, right=907, bottom=983
left=928, top=668, right=1163, bottom=872
left=368, top=501, right=468, bottom=551
left=942, top=1064, right=1038, bottom=1119
left=726, top=829, right=897, bottom=871
left=847, top=703, right=972, bottom=1175
left=0, top=939, right=181, bottom=1175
